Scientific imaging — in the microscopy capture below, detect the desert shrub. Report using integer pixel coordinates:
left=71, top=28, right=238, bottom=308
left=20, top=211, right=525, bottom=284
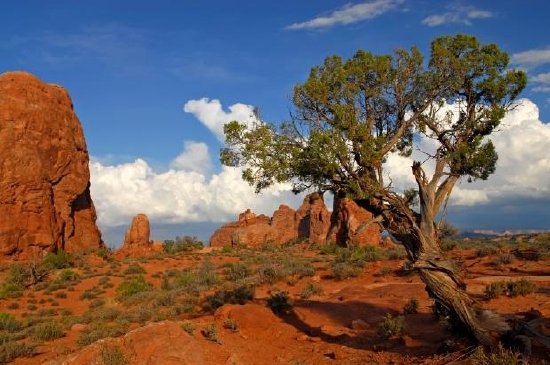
left=440, top=240, right=457, bottom=251
left=96, top=247, right=113, bottom=261
left=300, top=283, right=323, bottom=299
left=281, top=257, right=315, bottom=278
left=163, top=236, right=203, bottom=254
left=257, top=264, right=287, bottom=284
left=116, top=276, right=152, bottom=300
left=166, top=261, right=219, bottom=293
left=31, top=321, right=63, bottom=341
left=56, top=269, right=81, bottom=284
left=378, top=314, right=405, bottom=339
left=224, top=262, right=252, bottom=281
left=27, top=304, right=37, bottom=311
left=492, top=253, right=514, bottom=266
left=508, top=279, right=536, bottom=297
left=89, top=298, right=106, bottom=309
left=123, top=263, right=146, bottom=275
left=181, top=321, right=195, bottom=335
left=0, top=282, right=22, bottom=299
left=331, top=262, right=362, bottom=280
left=99, top=276, right=110, bottom=285
left=202, top=286, right=254, bottom=311
left=267, top=291, right=291, bottom=314
left=202, top=324, right=221, bottom=344
left=318, top=244, right=342, bottom=255
left=476, top=246, right=499, bottom=257
left=484, top=280, right=536, bottom=299
left=384, top=247, right=406, bottom=260
left=0, top=341, right=35, bottom=363
left=403, top=298, right=419, bottom=314
left=223, top=318, right=239, bottom=332
left=152, top=291, right=176, bottom=307
left=0, top=313, right=21, bottom=332
left=55, top=291, right=67, bottom=299
left=80, top=289, right=98, bottom=300
left=470, top=343, right=522, bottom=365
left=43, top=250, right=72, bottom=269
left=101, top=345, right=128, bottom=365
left=377, top=267, right=394, bottom=276
left=77, top=321, right=129, bottom=345
left=512, top=248, right=541, bottom=261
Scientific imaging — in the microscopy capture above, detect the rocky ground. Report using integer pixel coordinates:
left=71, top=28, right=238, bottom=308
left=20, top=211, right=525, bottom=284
left=0, top=235, right=548, bottom=364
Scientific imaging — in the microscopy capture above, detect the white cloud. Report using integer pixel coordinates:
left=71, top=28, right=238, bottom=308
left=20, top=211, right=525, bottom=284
left=286, top=0, right=403, bottom=30
left=169, top=141, right=212, bottom=176
left=512, top=48, right=550, bottom=70
left=422, top=4, right=493, bottom=27
left=384, top=99, right=550, bottom=206
left=531, top=72, right=550, bottom=93
left=183, top=98, right=257, bottom=142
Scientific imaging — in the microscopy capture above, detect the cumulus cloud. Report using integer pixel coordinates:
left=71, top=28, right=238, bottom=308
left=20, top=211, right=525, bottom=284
left=512, top=48, right=550, bottom=70
left=169, top=141, right=212, bottom=175
left=286, top=0, right=403, bottom=30
left=422, top=4, right=493, bottom=27
left=183, top=98, right=257, bottom=142
left=384, top=99, right=550, bottom=206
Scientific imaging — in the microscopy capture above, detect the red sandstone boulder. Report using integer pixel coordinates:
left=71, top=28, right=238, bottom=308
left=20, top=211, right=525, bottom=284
left=116, top=214, right=162, bottom=257
left=328, top=197, right=381, bottom=246
left=296, top=193, right=331, bottom=244
left=0, top=71, right=103, bottom=258
left=271, top=204, right=298, bottom=244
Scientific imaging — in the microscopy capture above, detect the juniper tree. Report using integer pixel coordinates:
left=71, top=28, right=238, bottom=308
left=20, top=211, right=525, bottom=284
left=221, top=34, right=527, bottom=346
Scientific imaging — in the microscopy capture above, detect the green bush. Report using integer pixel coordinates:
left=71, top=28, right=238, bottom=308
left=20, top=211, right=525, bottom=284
left=163, top=236, right=203, bottom=254
left=181, top=321, right=195, bottom=335
left=484, top=280, right=536, bottom=299
left=300, top=283, right=323, bottom=299
left=31, top=321, right=63, bottom=341
left=55, top=269, right=81, bottom=284
left=77, top=321, right=129, bottom=345
left=165, top=262, right=219, bottom=293
left=202, top=286, right=254, bottom=311
left=43, top=250, right=73, bottom=269
left=123, top=263, right=146, bottom=275
left=331, top=262, right=362, bottom=280
left=0, top=282, right=22, bottom=299
left=116, top=276, right=152, bottom=300
left=101, top=345, right=128, bottom=365
left=476, top=246, right=499, bottom=257
left=0, top=341, right=35, bottom=363
left=378, top=314, right=405, bottom=339
left=0, top=313, right=21, bottom=332
left=470, top=343, right=522, bottom=365
left=224, top=262, right=252, bottom=281
left=267, top=291, right=291, bottom=314
left=223, top=318, right=239, bottom=332
left=201, top=324, right=221, bottom=344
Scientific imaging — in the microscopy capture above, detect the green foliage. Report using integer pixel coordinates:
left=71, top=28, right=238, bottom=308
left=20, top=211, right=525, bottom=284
left=100, top=345, right=128, bottom=365
left=0, top=313, right=22, bottom=332
left=300, top=283, right=323, bottom=299
left=43, top=250, right=73, bottom=269
left=116, top=276, right=152, bottom=300
left=202, top=286, right=254, bottom=311
left=162, top=261, right=219, bottom=293
left=223, top=318, right=239, bottom=332
left=484, top=280, right=536, bottom=299
left=201, top=324, right=221, bottom=344
left=181, top=321, right=195, bottom=335
left=163, top=236, right=203, bottom=254
left=31, top=321, right=63, bottom=341
left=77, top=321, right=129, bottom=345
left=378, top=314, right=406, bottom=338
left=55, top=269, right=81, bottom=283
left=0, top=341, right=35, bottom=363
left=470, top=343, right=523, bottom=365
left=124, top=263, right=146, bottom=275
left=223, top=262, right=252, bottom=281
left=267, top=291, right=291, bottom=314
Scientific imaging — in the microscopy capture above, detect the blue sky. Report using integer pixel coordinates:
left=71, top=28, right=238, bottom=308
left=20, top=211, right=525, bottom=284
left=2, top=1, right=550, bottom=244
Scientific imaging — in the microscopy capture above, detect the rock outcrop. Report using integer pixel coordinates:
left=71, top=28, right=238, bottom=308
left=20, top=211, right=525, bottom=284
left=209, top=193, right=379, bottom=247
left=0, top=71, right=103, bottom=258
left=116, top=214, right=162, bottom=257
left=327, top=197, right=381, bottom=246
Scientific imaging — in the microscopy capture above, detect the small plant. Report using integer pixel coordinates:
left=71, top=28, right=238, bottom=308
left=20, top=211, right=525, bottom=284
left=267, top=291, right=291, bottom=314
left=331, top=262, right=362, bottom=280
left=492, top=253, right=514, bottom=266
left=470, top=343, right=522, bottom=365
left=100, top=345, right=128, bottom=365
left=484, top=280, right=536, bottom=299
left=300, top=283, right=323, bottom=299
left=403, top=298, right=419, bottom=314
left=181, top=321, right=195, bottom=335
left=202, top=324, right=222, bottom=344
left=202, top=286, right=254, bottom=311
left=485, top=281, right=507, bottom=299
left=31, top=321, right=64, bottom=341
left=124, top=263, right=146, bottom=275
left=224, top=262, right=252, bottom=281
left=377, top=267, right=394, bottom=276
left=7, top=302, right=19, bottom=310
left=89, top=298, right=106, bottom=309
left=56, top=269, right=81, bottom=283
left=378, top=314, right=405, bottom=339
left=55, top=291, right=67, bottom=299
left=43, top=250, right=73, bottom=269
left=223, top=318, right=239, bottom=332
left=116, top=275, right=152, bottom=300
left=0, top=342, right=36, bottom=363
left=475, top=246, right=499, bottom=257
left=0, top=313, right=21, bottom=332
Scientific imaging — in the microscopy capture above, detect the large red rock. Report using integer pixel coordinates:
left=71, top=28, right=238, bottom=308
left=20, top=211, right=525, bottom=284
left=0, top=71, right=103, bottom=258
left=296, top=193, right=331, bottom=244
left=328, top=197, right=381, bottom=246
left=116, top=214, right=162, bottom=257
left=271, top=204, right=298, bottom=244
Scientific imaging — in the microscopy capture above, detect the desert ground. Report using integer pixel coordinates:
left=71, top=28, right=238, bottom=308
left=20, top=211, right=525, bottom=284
left=0, top=234, right=548, bottom=364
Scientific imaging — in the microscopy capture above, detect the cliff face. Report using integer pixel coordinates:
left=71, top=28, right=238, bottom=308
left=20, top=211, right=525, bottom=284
left=0, top=71, right=103, bottom=258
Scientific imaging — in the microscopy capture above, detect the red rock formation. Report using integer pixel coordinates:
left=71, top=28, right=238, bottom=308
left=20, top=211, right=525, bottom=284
left=328, top=197, right=381, bottom=246
left=296, top=193, right=331, bottom=244
left=116, top=214, right=162, bottom=257
left=0, top=71, right=103, bottom=258
left=271, top=204, right=298, bottom=244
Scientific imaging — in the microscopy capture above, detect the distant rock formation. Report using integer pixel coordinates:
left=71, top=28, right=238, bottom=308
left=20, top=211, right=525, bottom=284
left=209, top=193, right=380, bottom=247
left=0, top=71, right=103, bottom=258
left=116, top=213, right=162, bottom=257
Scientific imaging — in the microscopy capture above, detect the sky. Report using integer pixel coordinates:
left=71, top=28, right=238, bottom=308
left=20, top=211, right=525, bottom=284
left=1, top=1, right=549, bottom=245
